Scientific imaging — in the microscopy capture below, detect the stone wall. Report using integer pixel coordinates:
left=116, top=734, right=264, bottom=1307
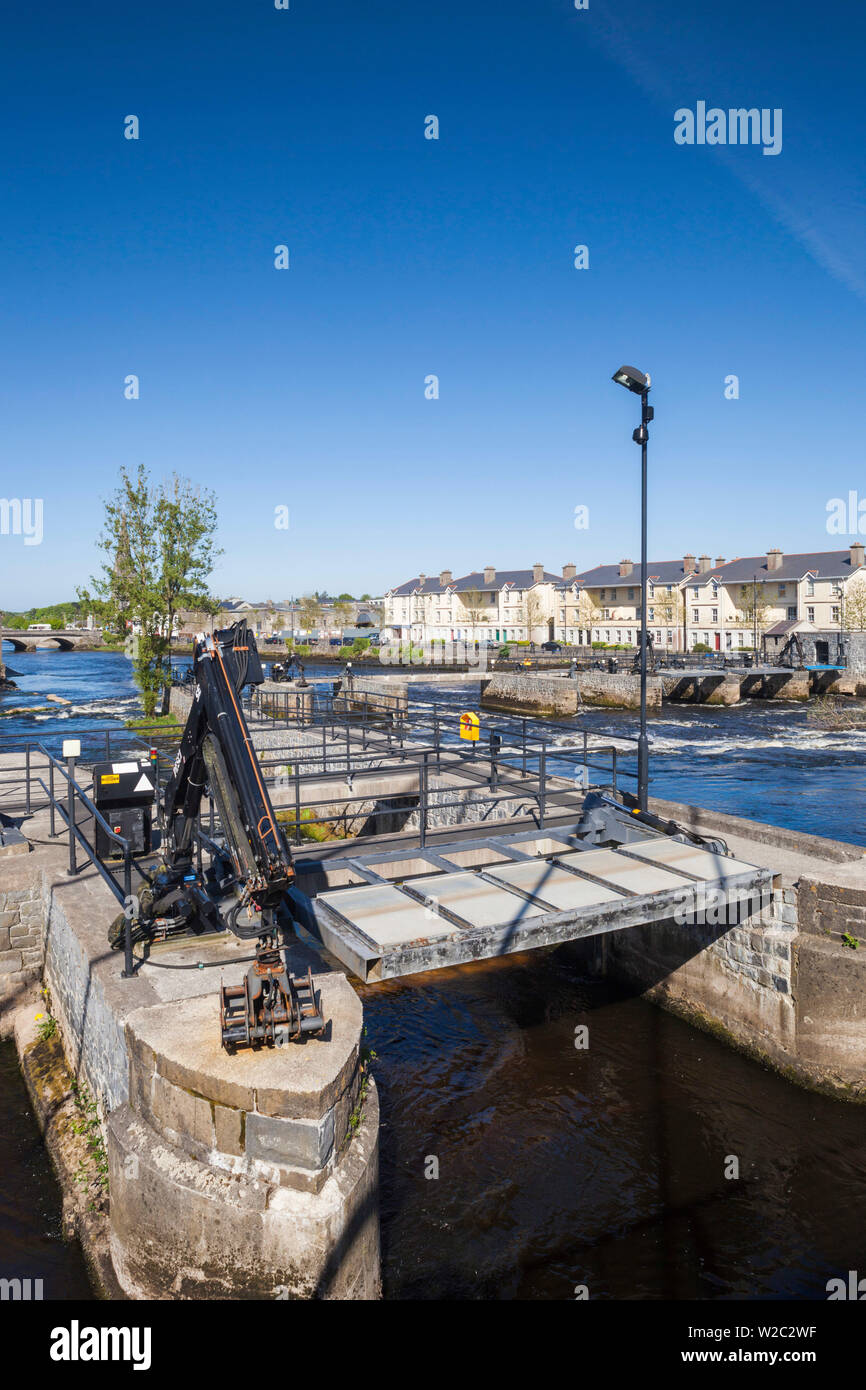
left=0, top=857, right=46, bottom=1025
left=582, top=797, right=866, bottom=1102
left=0, top=822, right=382, bottom=1298
left=109, top=987, right=380, bottom=1299
left=480, top=671, right=663, bottom=714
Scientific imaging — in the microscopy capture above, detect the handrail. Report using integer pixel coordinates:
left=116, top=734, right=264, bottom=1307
left=27, top=743, right=137, bottom=977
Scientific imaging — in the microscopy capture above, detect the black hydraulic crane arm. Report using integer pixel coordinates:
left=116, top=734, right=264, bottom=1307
left=162, top=620, right=292, bottom=916
left=113, top=619, right=325, bottom=1052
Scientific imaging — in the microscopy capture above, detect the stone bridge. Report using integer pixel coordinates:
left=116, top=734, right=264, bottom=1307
left=1, top=628, right=103, bottom=652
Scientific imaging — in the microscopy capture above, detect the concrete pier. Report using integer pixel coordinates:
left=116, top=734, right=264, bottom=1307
left=0, top=766, right=381, bottom=1300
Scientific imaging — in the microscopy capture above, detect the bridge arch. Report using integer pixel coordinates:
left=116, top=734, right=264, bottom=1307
left=1, top=636, right=27, bottom=652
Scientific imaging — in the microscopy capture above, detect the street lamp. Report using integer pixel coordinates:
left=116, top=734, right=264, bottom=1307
left=611, top=364, right=653, bottom=812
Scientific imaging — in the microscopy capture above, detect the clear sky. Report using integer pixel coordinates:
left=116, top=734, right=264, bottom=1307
left=1, top=0, right=864, bottom=608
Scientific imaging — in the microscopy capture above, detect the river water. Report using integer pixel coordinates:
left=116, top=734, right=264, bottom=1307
left=2, top=646, right=865, bottom=1299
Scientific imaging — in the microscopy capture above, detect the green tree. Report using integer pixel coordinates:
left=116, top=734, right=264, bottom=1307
left=842, top=576, right=866, bottom=631
left=332, top=600, right=353, bottom=631
left=298, top=595, right=323, bottom=636
left=82, top=465, right=221, bottom=715
left=735, top=582, right=773, bottom=643
left=461, top=589, right=489, bottom=642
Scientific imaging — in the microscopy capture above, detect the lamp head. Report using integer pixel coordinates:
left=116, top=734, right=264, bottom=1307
left=612, top=364, right=651, bottom=395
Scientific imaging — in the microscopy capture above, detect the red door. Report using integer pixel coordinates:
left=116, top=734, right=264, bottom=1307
left=714, top=632, right=721, bottom=651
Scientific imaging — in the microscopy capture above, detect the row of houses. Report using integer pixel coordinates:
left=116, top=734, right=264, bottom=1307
left=175, top=597, right=383, bottom=642
left=382, top=545, right=866, bottom=651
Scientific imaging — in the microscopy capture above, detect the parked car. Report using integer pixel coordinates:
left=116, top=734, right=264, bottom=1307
left=540, top=641, right=562, bottom=653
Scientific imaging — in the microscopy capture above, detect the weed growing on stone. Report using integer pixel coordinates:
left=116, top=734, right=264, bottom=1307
left=70, top=1080, right=109, bottom=1201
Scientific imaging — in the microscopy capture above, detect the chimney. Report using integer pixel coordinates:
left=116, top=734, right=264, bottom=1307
left=532, top=563, right=544, bottom=584
left=439, top=569, right=453, bottom=587
left=562, top=563, right=577, bottom=581
left=715, top=556, right=725, bottom=566
left=851, top=543, right=865, bottom=569
left=683, top=553, right=696, bottom=574
left=418, top=572, right=426, bottom=587
left=484, top=566, right=496, bottom=585
left=619, top=559, right=633, bottom=578
left=698, top=554, right=711, bottom=573
left=767, top=548, right=783, bottom=571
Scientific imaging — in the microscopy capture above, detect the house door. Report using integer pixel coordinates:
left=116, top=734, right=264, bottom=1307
left=816, top=640, right=829, bottom=664
left=714, top=632, right=721, bottom=651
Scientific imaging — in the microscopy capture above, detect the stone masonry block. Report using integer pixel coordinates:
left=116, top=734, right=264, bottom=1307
left=151, top=1072, right=215, bottom=1150
left=214, top=1104, right=245, bottom=1157
left=246, top=1107, right=335, bottom=1172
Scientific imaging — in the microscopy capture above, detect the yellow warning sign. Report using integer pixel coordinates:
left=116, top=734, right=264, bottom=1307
left=459, top=711, right=480, bottom=742
left=100, top=774, right=120, bottom=784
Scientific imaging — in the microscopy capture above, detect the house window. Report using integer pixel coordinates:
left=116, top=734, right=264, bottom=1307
left=712, top=608, right=718, bottom=622
left=599, top=589, right=605, bottom=601
left=627, top=588, right=634, bottom=601
left=806, top=578, right=815, bottom=596
left=648, top=607, right=655, bottom=621
left=692, top=609, right=699, bottom=622
left=832, top=607, right=840, bottom=622
left=807, top=606, right=815, bottom=623
left=777, top=584, right=786, bottom=596
left=787, top=607, right=797, bottom=620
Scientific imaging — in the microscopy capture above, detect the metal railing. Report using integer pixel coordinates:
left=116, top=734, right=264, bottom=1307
left=1, top=688, right=640, bottom=911
left=24, top=744, right=138, bottom=977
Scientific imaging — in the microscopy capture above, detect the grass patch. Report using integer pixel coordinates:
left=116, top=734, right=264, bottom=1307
left=275, top=807, right=347, bottom=842
left=125, top=714, right=182, bottom=732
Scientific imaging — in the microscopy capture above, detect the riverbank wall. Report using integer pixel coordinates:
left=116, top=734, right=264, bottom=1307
left=576, top=797, right=866, bottom=1102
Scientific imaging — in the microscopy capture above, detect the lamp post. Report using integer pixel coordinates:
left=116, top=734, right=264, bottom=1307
left=611, top=364, right=653, bottom=812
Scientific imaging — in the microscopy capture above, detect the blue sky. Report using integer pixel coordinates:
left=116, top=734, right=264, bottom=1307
left=1, top=0, right=864, bottom=607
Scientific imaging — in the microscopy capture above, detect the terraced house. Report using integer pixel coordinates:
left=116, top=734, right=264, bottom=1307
left=382, top=566, right=563, bottom=643
left=385, top=546, right=866, bottom=651
left=708, top=545, right=866, bottom=651
left=566, top=546, right=866, bottom=652
left=558, top=556, right=701, bottom=650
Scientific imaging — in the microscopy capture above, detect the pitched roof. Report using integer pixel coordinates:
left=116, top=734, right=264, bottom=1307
left=713, top=551, right=860, bottom=583
left=389, top=569, right=561, bottom=596
left=572, top=560, right=696, bottom=588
